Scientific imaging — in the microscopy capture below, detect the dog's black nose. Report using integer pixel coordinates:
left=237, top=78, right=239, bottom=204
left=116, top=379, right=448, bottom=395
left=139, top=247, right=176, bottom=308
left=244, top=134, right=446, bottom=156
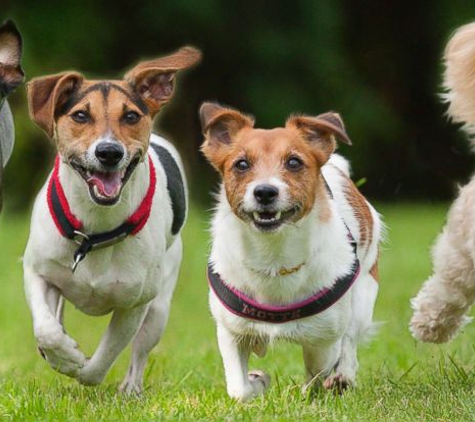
left=254, top=184, right=279, bottom=205
left=95, top=142, right=124, bottom=167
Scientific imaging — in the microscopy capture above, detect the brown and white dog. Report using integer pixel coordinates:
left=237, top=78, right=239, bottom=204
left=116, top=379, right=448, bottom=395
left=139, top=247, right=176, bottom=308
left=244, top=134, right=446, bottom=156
left=200, top=103, right=381, bottom=401
left=23, top=47, right=200, bottom=393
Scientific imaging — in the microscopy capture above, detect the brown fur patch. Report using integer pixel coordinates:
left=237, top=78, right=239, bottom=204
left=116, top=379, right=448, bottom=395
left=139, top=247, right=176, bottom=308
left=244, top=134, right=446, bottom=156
left=55, top=82, right=152, bottom=160
left=203, top=124, right=332, bottom=222
left=340, top=170, right=374, bottom=249
left=200, top=104, right=359, bottom=225
left=369, top=257, right=379, bottom=282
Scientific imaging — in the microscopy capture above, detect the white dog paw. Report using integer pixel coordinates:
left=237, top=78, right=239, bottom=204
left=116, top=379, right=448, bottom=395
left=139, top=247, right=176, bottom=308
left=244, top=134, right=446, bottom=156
left=227, top=370, right=270, bottom=401
left=248, top=370, right=270, bottom=392
left=323, top=373, right=354, bottom=394
left=119, top=379, right=143, bottom=396
left=35, top=324, right=86, bottom=377
left=77, top=362, right=105, bottom=386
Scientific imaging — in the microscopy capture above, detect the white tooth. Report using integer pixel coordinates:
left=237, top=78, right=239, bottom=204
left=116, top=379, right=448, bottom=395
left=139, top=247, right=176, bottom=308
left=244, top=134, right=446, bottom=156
left=253, top=212, right=259, bottom=221
left=275, top=211, right=282, bottom=220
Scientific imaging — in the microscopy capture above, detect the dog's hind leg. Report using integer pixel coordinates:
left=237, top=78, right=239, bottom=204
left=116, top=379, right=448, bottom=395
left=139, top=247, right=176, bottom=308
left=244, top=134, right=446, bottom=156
left=410, top=213, right=475, bottom=343
left=119, top=295, right=171, bottom=395
left=302, top=340, right=341, bottom=394
left=77, top=303, right=148, bottom=386
left=320, top=272, right=378, bottom=393
left=119, top=237, right=183, bottom=395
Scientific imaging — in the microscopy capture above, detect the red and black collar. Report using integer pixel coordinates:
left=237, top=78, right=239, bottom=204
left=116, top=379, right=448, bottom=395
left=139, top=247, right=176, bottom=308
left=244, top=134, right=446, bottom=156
left=47, top=154, right=156, bottom=272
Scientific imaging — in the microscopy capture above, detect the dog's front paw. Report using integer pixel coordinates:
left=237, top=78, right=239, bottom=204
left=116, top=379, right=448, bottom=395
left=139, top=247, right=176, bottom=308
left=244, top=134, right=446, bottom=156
left=323, top=373, right=354, bottom=394
left=35, top=323, right=86, bottom=377
left=227, top=370, right=271, bottom=401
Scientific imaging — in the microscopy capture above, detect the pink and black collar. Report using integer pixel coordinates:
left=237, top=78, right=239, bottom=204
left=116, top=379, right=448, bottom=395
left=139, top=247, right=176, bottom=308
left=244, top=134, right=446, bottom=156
left=207, top=249, right=360, bottom=324
left=208, top=178, right=360, bottom=324
left=47, top=155, right=156, bottom=272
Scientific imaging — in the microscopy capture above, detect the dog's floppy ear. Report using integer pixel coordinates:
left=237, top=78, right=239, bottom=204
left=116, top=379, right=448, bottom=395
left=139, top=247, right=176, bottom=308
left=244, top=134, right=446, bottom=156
left=200, top=102, right=254, bottom=145
left=286, top=112, right=351, bottom=164
left=0, top=20, right=25, bottom=95
left=200, top=102, right=255, bottom=171
left=27, top=72, right=84, bottom=139
left=125, top=46, right=201, bottom=117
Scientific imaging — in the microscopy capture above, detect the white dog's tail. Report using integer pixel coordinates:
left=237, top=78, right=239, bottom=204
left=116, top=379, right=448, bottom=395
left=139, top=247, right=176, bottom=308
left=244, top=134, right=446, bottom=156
left=444, top=22, right=475, bottom=141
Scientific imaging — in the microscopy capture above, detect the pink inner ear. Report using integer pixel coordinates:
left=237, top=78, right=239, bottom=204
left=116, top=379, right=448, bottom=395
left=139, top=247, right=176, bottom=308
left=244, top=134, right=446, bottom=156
left=141, top=73, right=175, bottom=101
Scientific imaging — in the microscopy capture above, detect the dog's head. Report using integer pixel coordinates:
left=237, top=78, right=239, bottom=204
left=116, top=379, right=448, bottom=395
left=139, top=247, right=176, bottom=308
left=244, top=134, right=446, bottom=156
left=0, top=20, right=24, bottom=106
left=27, top=47, right=201, bottom=206
left=200, top=103, right=351, bottom=233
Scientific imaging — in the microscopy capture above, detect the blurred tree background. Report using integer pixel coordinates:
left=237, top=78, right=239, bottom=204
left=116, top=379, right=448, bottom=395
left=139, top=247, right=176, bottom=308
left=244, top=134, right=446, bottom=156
left=2, top=0, right=475, bottom=210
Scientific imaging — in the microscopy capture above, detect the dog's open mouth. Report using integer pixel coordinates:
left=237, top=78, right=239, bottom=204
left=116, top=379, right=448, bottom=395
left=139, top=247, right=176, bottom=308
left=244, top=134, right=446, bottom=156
left=249, top=207, right=299, bottom=231
left=71, top=156, right=141, bottom=206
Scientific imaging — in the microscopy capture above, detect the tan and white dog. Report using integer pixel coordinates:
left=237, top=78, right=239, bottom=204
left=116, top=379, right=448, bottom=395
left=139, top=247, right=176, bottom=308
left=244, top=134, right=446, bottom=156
left=410, top=22, right=475, bottom=343
left=200, top=103, right=382, bottom=401
left=23, top=47, right=200, bottom=393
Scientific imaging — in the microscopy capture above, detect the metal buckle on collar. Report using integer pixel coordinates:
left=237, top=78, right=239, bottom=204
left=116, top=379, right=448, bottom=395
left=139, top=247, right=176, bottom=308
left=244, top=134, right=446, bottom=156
left=71, top=253, right=84, bottom=273
left=71, top=231, right=90, bottom=273
left=73, top=230, right=90, bottom=245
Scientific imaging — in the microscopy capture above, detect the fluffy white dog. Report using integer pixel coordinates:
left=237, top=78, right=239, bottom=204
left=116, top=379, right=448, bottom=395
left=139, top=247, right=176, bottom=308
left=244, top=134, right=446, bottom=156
left=410, top=22, right=475, bottom=343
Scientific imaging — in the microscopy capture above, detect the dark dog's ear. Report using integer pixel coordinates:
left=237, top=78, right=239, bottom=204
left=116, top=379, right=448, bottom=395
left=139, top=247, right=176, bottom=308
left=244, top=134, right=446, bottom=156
left=0, top=20, right=25, bottom=94
left=200, top=102, right=255, bottom=172
left=27, top=72, right=84, bottom=138
left=125, top=46, right=201, bottom=117
left=286, top=112, right=351, bottom=164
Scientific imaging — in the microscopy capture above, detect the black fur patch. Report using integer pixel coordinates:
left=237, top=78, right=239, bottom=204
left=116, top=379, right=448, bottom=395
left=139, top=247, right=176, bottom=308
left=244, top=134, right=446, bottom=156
left=150, top=142, right=186, bottom=235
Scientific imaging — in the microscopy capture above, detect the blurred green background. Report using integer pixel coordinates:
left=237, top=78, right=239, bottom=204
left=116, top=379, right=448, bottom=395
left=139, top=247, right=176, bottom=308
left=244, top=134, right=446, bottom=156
left=2, top=0, right=475, bottom=210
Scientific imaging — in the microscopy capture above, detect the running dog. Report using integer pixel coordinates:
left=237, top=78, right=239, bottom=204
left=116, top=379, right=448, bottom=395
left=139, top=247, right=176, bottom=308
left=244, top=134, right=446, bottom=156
left=200, top=102, right=382, bottom=401
left=411, top=22, right=475, bottom=343
left=0, top=19, right=24, bottom=211
left=24, top=46, right=201, bottom=393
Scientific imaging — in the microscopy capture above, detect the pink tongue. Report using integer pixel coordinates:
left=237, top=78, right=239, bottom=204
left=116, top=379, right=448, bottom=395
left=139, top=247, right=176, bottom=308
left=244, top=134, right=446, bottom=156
left=87, top=171, right=122, bottom=197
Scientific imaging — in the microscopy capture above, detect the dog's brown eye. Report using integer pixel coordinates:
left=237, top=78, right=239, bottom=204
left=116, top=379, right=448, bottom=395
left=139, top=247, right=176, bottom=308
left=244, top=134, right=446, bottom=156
left=71, top=110, right=91, bottom=124
left=286, top=156, right=304, bottom=171
left=122, top=111, right=141, bottom=125
left=234, top=159, right=251, bottom=172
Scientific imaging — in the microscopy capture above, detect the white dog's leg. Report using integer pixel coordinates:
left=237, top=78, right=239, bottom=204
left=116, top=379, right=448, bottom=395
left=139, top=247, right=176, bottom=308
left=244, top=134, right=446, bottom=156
left=322, top=335, right=357, bottom=392
left=44, top=284, right=64, bottom=323
left=118, top=297, right=170, bottom=395
left=302, top=341, right=341, bottom=394
left=218, top=324, right=270, bottom=401
left=119, top=238, right=183, bottom=395
left=323, top=273, right=378, bottom=391
left=410, top=225, right=475, bottom=343
left=77, top=304, right=148, bottom=386
left=24, top=265, right=86, bottom=376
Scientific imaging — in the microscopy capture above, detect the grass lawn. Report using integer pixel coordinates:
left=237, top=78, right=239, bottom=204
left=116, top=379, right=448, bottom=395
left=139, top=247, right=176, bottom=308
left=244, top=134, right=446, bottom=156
left=1, top=202, right=475, bottom=421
